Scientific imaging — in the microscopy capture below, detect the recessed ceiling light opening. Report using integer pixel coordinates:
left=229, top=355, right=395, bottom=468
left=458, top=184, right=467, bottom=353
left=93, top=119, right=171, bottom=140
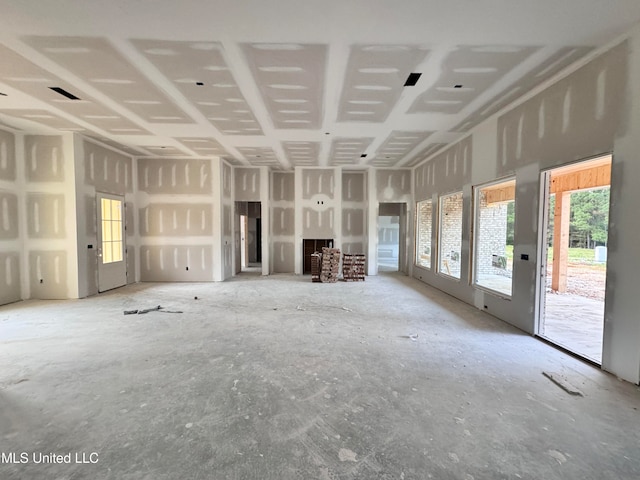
left=404, top=73, right=422, bottom=87
left=49, top=87, right=81, bottom=100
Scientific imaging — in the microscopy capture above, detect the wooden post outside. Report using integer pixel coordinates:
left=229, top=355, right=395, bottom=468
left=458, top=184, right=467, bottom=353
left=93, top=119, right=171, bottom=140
left=551, top=191, right=571, bottom=292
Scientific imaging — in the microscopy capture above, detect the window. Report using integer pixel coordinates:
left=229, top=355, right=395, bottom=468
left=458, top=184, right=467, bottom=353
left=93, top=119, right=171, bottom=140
left=474, top=179, right=515, bottom=296
left=101, top=198, right=124, bottom=264
left=416, top=200, right=432, bottom=269
left=438, top=192, right=463, bottom=279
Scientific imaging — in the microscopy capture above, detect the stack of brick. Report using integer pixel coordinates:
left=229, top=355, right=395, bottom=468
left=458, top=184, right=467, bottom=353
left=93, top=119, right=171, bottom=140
left=311, top=253, right=322, bottom=283
left=320, top=247, right=341, bottom=283
left=342, top=253, right=366, bottom=281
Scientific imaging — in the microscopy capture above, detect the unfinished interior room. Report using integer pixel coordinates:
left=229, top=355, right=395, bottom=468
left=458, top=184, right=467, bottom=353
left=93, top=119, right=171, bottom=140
left=2, top=1, right=640, bottom=479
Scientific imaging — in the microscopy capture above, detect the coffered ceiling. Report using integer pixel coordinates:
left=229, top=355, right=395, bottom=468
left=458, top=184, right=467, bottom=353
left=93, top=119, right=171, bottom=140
left=1, top=0, right=640, bottom=169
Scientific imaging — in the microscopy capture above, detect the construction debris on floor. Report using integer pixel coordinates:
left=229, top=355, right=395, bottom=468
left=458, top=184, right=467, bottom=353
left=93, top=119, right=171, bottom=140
left=3, top=276, right=640, bottom=480
left=311, top=249, right=366, bottom=283
left=320, top=247, right=341, bottom=283
left=123, top=305, right=183, bottom=315
left=342, top=253, right=366, bottom=282
left=311, top=252, right=322, bottom=283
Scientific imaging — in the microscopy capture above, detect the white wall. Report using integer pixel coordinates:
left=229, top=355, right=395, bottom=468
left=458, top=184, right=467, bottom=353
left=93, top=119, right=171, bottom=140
left=411, top=30, right=640, bottom=384
left=74, top=136, right=136, bottom=297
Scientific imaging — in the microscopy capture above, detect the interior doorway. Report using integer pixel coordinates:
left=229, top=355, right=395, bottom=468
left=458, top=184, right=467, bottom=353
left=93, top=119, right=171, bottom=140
left=236, top=201, right=262, bottom=273
left=537, top=154, right=611, bottom=364
left=96, top=193, right=127, bottom=292
left=378, top=203, right=406, bottom=273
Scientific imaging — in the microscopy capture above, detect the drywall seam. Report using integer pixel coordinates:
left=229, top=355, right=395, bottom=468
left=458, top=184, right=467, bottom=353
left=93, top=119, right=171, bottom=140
left=73, top=133, right=88, bottom=298
left=63, top=133, right=80, bottom=298
left=211, top=158, right=223, bottom=281
left=333, top=167, right=342, bottom=253
left=15, top=133, right=28, bottom=300
left=367, top=168, right=378, bottom=275
left=294, top=167, right=303, bottom=274
left=131, top=155, right=140, bottom=283
left=270, top=171, right=295, bottom=273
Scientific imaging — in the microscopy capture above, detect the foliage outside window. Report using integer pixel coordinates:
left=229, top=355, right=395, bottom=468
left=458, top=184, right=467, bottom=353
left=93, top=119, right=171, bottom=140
left=416, top=200, right=432, bottom=269
left=101, top=198, right=124, bottom=264
left=474, top=179, right=516, bottom=296
left=546, top=188, right=610, bottom=249
left=438, top=192, right=463, bottom=279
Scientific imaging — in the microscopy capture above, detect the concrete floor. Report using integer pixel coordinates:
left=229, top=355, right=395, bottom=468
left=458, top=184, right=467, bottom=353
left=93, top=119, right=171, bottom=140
left=471, top=274, right=604, bottom=363
left=1, top=273, right=639, bottom=480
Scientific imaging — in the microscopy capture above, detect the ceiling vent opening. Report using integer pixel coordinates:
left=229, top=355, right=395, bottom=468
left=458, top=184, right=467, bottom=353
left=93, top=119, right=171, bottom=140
left=49, top=87, right=81, bottom=100
left=404, top=73, right=422, bottom=87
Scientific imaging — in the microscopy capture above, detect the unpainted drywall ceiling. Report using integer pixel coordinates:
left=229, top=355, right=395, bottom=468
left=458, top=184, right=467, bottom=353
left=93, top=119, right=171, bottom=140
left=1, top=1, right=640, bottom=169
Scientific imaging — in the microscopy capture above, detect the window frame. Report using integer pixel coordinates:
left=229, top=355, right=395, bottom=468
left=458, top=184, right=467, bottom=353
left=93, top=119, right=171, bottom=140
left=472, top=177, right=516, bottom=298
left=415, top=199, right=433, bottom=270
left=100, top=197, right=124, bottom=265
left=437, top=191, right=464, bottom=280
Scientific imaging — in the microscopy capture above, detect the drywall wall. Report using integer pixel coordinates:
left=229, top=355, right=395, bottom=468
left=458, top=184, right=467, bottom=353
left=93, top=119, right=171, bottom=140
left=1, top=130, right=134, bottom=303
left=605, top=32, right=640, bottom=383
left=235, top=167, right=261, bottom=201
left=294, top=167, right=341, bottom=274
left=0, top=127, right=20, bottom=305
left=341, top=172, right=367, bottom=257
left=377, top=169, right=411, bottom=203
left=75, top=137, right=135, bottom=297
left=271, top=171, right=295, bottom=273
left=24, top=134, right=79, bottom=300
left=412, top=33, right=640, bottom=383
left=137, top=157, right=215, bottom=282
left=300, top=168, right=338, bottom=239
left=221, top=162, right=233, bottom=279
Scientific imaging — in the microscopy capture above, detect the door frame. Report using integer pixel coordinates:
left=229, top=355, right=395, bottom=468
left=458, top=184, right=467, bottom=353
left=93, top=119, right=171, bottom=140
left=96, top=192, right=127, bottom=293
left=535, top=154, right=611, bottom=363
left=534, top=171, right=552, bottom=337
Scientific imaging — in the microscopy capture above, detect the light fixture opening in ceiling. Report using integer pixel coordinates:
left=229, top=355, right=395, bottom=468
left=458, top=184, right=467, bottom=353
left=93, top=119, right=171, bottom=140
left=49, top=87, right=81, bottom=100
left=404, top=73, right=422, bottom=87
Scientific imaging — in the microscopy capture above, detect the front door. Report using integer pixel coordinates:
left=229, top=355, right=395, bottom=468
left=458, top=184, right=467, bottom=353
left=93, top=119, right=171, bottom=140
left=97, top=193, right=127, bottom=292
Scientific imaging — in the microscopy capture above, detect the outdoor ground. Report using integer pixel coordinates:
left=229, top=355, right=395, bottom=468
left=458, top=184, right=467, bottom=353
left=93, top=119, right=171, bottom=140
left=561, top=263, right=606, bottom=301
left=505, top=246, right=607, bottom=301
